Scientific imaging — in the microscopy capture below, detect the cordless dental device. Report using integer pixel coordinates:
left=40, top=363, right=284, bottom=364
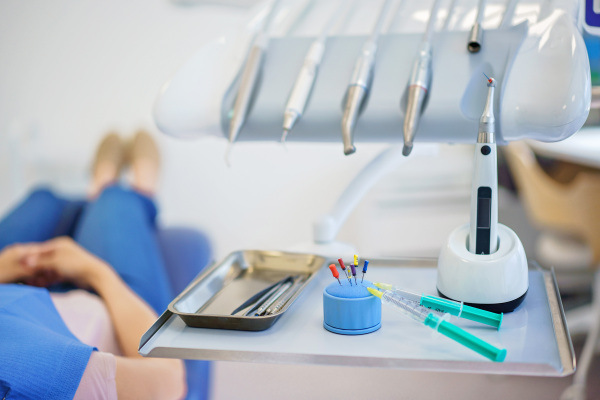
left=467, top=0, right=487, bottom=53
left=281, top=0, right=348, bottom=142
left=401, top=0, right=441, bottom=156
left=368, top=288, right=507, bottom=362
left=469, top=75, right=498, bottom=255
left=373, top=283, right=503, bottom=329
left=341, top=0, right=394, bottom=155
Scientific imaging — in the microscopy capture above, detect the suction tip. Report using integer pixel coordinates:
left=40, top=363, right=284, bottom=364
left=281, top=129, right=289, bottom=143
left=467, top=23, right=483, bottom=54
left=402, top=143, right=413, bottom=156
left=467, top=41, right=481, bottom=53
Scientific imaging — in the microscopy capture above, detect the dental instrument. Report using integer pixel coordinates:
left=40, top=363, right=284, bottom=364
left=329, top=264, right=342, bottom=286
left=338, top=258, right=352, bottom=285
left=267, top=277, right=306, bottom=315
left=361, top=260, right=369, bottom=283
left=373, top=283, right=503, bottom=329
left=401, top=0, right=442, bottom=157
left=469, top=74, right=498, bottom=255
left=227, top=0, right=281, bottom=158
left=341, top=0, right=394, bottom=155
left=255, top=280, right=294, bottom=316
left=351, top=254, right=359, bottom=284
left=350, top=262, right=357, bottom=285
left=467, top=0, right=487, bottom=53
left=368, top=288, right=507, bottom=362
left=281, top=0, right=348, bottom=142
left=241, top=275, right=294, bottom=316
left=228, top=0, right=312, bottom=161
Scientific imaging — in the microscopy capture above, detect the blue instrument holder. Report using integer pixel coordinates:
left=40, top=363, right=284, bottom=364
left=322, top=280, right=381, bottom=335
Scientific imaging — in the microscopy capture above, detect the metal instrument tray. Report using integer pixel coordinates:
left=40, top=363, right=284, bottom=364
left=168, top=250, right=327, bottom=331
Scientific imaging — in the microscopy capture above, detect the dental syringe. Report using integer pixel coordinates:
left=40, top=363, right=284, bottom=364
left=368, top=288, right=507, bottom=362
left=373, top=283, right=503, bottom=329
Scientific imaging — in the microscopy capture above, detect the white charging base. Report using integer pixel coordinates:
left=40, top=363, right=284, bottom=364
left=437, top=223, right=529, bottom=313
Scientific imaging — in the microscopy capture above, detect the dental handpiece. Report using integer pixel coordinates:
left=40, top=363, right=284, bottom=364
left=468, top=0, right=487, bottom=53
left=341, top=40, right=376, bottom=155
left=401, top=0, right=441, bottom=157
left=228, top=34, right=267, bottom=148
left=402, top=41, right=432, bottom=156
left=282, top=1, right=348, bottom=142
left=469, top=75, right=498, bottom=255
left=341, top=0, right=394, bottom=156
left=282, top=40, right=324, bottom=142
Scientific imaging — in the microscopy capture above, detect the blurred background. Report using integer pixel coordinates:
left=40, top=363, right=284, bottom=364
left=1, top=0, right=599, bottom=399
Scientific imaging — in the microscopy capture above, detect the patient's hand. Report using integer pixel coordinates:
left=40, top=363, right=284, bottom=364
left=21, top=237, right=111, bottom=289
left=0, top=244, right=37, bottom=283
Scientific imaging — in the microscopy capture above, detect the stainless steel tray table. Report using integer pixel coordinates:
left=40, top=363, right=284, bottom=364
left=139, top=257, right=574, bottom=376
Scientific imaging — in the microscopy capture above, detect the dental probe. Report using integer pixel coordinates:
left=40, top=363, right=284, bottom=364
left=467, top=0, right=487, bottom=53
left=341, top=0, right=395, bottom=156
left=281, top=0, right=349, bottom=142
left=469, top=75, right=498, bottom=255
left=329, top=264, right=342, bottom=286
left=401, top=0, right=442, bottom=157
left=338, top=258, right=352, bottom=285
left=361, top=260, right=369, bottom=283
left=267, top=276, right=306, bottom=315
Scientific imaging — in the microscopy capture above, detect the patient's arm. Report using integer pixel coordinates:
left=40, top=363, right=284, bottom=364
left=22, top=237, right=186, bottom=400
left=91, top=262, right=186, bottom=400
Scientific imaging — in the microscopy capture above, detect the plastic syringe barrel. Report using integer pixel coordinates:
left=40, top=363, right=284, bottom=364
left=423, top=314, right=507, bottom=362
left=420, top=296, right=503, bottom=330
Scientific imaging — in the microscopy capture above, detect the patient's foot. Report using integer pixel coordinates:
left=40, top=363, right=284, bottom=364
left=89, top=133, right=125, bottom=198
left=129, top=130, right=160, bottom=195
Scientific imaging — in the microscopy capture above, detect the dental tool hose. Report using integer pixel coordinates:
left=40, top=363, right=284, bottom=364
left=469, top=75, right=498, bottom=255
left=341, top=0, right=394, bottom=156
left=402, top=0, right=441, bottom=157
left=282, top=0, right=348, bottom=142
